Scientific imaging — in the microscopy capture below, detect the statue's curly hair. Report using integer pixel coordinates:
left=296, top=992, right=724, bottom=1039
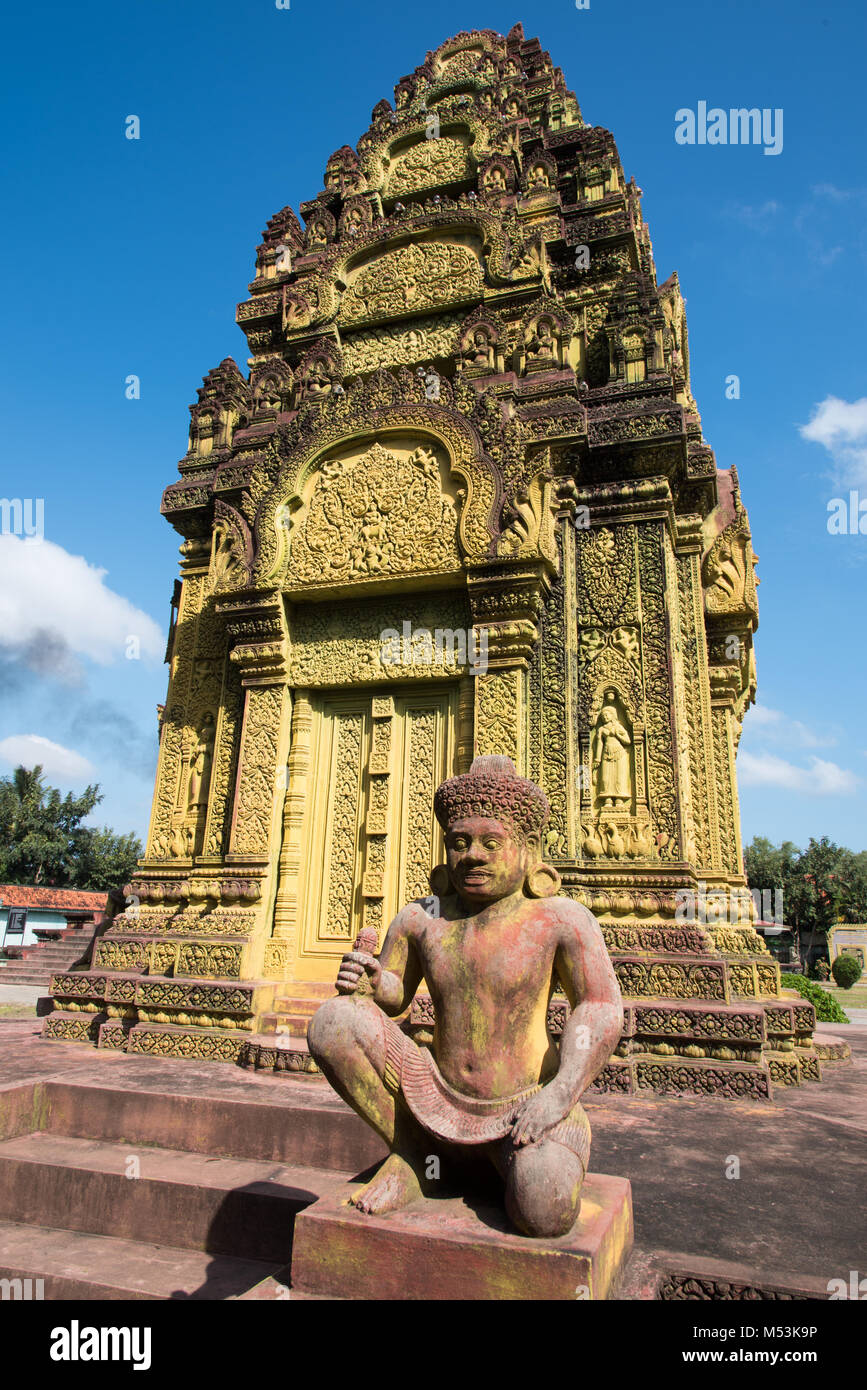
left=433, top=755, right=550, bottom=841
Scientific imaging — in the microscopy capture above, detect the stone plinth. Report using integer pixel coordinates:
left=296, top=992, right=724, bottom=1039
left=292, top=1173, right=633, bottom=1301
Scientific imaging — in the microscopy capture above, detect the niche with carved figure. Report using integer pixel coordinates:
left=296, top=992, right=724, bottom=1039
left=591, top=690, right=634, bottom=818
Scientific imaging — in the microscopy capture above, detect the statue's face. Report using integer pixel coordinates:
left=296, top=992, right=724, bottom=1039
left=444, top=816, right=531, bottom=905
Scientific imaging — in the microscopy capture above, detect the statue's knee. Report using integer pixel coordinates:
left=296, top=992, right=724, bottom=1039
left=306, top=995, right=377, bottom=1060
left=306, top=995, right=351, bottom=1056
left=506, top=1142, right=583, bottom=1238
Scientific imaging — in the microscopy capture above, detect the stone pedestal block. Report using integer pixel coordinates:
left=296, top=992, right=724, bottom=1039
left=292, top=1172, right=633, bottom=1300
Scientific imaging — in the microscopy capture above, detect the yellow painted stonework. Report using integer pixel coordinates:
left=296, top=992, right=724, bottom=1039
left=41, top=24, right=833, bottom=1096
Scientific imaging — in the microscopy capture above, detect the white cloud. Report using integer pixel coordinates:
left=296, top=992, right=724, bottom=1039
left=799, top=395, right=867, bottom=489
left=738, top=750, right=859, bottom=796
left=0, top=734, right=95, bottom=782
left=725, top=200, right=779, bottom=230
left=810, top=183, right=866, bottom=203
left=0, top=535, right=164, bottom=671
left=747, top=704, right=837, bottom=749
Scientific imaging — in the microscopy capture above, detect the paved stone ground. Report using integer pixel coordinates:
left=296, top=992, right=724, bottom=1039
left=0, top=1019, right=863, bottom=1290
left=585, top=1022, right=867, bottom=1286
left=0, top=985, right=44, bottom=1005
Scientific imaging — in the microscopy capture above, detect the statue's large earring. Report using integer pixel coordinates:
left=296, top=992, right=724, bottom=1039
left=429, top=864, right=451, bottom=896
left=525, top=864, right=561, bottom=898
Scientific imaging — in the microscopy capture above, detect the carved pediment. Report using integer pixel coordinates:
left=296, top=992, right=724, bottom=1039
left=385, top=135, right=472, bottom=197
left=284, top=438, right=462, bottom=591
left=338, top=239, right=483, bottom=326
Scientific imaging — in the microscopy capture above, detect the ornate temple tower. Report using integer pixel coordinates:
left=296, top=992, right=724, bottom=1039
left=44, top=25, right=831, bottom=1097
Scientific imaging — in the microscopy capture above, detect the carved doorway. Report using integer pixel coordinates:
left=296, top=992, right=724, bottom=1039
left=277, top=684, right=461, bottom=984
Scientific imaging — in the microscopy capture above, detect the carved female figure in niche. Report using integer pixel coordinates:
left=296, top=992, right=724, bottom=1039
left=187, top=714, right=215, bottom=815
left=592, top=704, right=631, bottom=808
left=528, top=163, right=550, bottom=191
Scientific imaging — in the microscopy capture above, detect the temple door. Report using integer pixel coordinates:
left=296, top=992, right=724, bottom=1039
left=281, top=685, right=459, bottom=983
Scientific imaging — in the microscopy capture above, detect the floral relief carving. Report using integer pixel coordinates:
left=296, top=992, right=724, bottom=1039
left=386, top=137, right=471, bottom=196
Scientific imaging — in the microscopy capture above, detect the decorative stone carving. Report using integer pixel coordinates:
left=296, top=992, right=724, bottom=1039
left=386, top=137, right=470, bottom=196
left=186, top=714, right=215, bottom=813
left=284, top=440, right=460, bottom=588
left=338, top=241, right=483, bottom=325
left=703, top=504, right=759, bottom=621
left=342, top=314, right=463, bottom=374
left=251, top=358, right=293, bottom=415
left=304, top=208, right=336, bottom=251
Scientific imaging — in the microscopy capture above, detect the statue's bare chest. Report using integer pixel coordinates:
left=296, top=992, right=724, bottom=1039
left=418, top=913, right=557, bottom=1008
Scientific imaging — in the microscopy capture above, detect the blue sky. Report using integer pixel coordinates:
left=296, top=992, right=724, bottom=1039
left=1, top=0, right=865, bottom=855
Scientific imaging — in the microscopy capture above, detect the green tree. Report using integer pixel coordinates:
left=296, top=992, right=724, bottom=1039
left=785, top=837, right=847, bottom=938
left=743, top=835, right=800, bottom=898
left=837, top=849, right=867, bottom=924
left=0, top=765, right=142, bottom=890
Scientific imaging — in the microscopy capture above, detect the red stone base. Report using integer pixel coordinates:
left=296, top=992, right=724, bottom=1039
left=292, top=1172, right=633, bottom=1300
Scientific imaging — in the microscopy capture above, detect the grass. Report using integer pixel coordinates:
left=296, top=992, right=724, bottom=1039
left=820, top=981, right=867, bottom=1009
left=0, top=1004, right=37, bottom=1020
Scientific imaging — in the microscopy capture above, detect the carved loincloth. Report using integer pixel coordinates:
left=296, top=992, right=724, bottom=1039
left=380, top=1012, right=590, bottom=1165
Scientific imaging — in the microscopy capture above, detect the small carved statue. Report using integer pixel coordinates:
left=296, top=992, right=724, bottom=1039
left=308, top=756, right=623, bottom=1237
left=528, top=163, right=550, bottom=190
left=526, top=318, right=557, bottom=362
left=307, top=218, right=330, bottom=250
left=483, top=165, right=506, bottom=192
left=304, top=362, right=333, bottom=398
left=255, top=377, right=283, bottom=413
left=592, top=704, right=632, bottom=808
left=344, top=207, right=365, bottom=237
left=468, top=327, right=494, bottom=368
left=186, top=714, right=215, bottom=814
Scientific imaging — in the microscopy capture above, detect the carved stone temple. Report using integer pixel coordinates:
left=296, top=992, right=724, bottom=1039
left=43, top=24, right=841, bottom=1099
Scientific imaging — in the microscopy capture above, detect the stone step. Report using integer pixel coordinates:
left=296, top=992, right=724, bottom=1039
left=0, top=1220, right=282, bottom=1300
left=0, top=972, right=56, bottom=984
left=36, top=1072, right=386, bottom=1172
left=273, top=1015, right=313, bottom=1038
left=273, top=997, right=332, bottom=1019
left=5, top=941, right=93, bottom=961
left=4, top=950, right=81, bottom=963
left=0, top=1132, right=353, bottom=1262
left=280, top=982, right=334, bottom=1000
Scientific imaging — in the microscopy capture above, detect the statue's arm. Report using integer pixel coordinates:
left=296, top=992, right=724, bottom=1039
left=371, top=906, right=424, bottom=1016
left=553, top=904, right=624, bottom=1103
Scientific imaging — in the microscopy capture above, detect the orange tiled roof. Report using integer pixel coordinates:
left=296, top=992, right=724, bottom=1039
left=0, top=885, right=107, bottom=912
